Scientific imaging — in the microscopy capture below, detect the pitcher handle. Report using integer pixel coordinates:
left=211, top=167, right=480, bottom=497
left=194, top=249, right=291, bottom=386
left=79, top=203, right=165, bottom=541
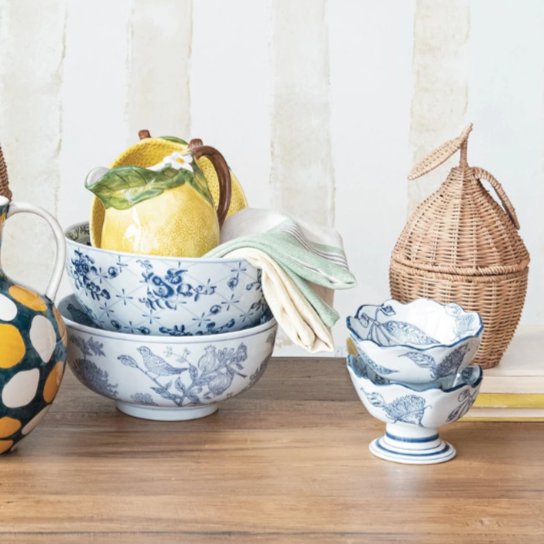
left=7, top=202, right=66, bottom=301
left=188, top=139, right=232, bottom=227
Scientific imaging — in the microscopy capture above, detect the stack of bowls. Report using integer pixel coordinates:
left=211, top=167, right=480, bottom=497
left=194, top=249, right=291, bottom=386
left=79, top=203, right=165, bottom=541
left=60, top=222, right=276, bottom=421
left=346, top=298, right=484, bottom=465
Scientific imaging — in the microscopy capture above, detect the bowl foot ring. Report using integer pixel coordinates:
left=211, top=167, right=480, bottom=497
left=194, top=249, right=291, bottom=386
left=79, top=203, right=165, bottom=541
left=369, top=437, right=456, bottom=465
left=116, top=401, right=218, bottom=421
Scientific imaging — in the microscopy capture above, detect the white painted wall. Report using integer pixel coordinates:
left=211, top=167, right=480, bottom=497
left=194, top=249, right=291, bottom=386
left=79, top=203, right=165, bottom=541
left=0, top=0, right=542, bottom=355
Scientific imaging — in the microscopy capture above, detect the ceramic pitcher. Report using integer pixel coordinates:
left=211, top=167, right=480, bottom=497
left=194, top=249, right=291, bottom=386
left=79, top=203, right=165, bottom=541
left=0, top=194, right=66, bottom=455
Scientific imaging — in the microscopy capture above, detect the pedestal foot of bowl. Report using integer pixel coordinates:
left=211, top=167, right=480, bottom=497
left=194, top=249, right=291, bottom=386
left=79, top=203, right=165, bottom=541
left=369, top=424, right=456, bottom=465
left=116, top=402, right=218, bottom=421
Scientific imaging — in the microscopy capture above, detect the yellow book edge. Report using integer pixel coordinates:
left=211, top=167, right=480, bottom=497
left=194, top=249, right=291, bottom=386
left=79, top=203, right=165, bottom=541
left=473, top=393, right=544, bottom=409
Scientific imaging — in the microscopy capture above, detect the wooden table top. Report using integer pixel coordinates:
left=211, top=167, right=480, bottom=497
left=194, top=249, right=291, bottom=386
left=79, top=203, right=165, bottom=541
left=1, top=358, right=543, bottom=544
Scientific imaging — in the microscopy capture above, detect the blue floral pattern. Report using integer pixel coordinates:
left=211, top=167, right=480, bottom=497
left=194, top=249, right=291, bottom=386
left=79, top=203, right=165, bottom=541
left=446, top=388, right=479, bottom=422
left=69, top=335, right=119, bottom=397
left=65, top=223, right=267, bottom=336
left=364, top=391, right=431, bottom=427
left=445, top=303, right=481, bottom=342
left=398, top=343, right=469, bottom=380
left=62, top=292, right=277, bottom=413
left=348, top=350, right=396, bottom=382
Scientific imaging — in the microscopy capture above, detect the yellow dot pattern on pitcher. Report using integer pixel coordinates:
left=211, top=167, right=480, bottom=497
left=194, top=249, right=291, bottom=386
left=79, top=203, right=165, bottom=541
left=8, top=286, right=47, bottom=312
left=0, top=280, right=67, bottom=455
left=43, top=361, right=65, bottom=403
left=0, top=440, right=13, bottom=455
left=53, top=306, right=67, bottom=347
left=0, top=324, right=26, bottom=368
left=0, top=416, right=21, bottom=438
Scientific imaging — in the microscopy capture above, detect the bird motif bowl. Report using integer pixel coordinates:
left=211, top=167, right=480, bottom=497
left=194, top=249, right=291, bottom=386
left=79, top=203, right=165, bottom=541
left=346, top=299, right=483, bottom=384
left=64, top=222, right=268, bottom=336
left=58, top=294, right=277, bottom=421
left=347, top=353, right=483, bottom=464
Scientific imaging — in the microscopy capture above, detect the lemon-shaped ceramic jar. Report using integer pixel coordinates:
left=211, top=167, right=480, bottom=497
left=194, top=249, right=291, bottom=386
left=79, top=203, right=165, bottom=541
left=89, top=135, right=247, bottom=250
left=86, top=138, right=233, bottom=258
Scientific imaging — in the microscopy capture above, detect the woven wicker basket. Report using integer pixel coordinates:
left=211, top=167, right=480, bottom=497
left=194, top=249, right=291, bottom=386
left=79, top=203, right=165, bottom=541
left=390, top=124, right=530, bottom=369
left=0, top=144, right=12, bottom=200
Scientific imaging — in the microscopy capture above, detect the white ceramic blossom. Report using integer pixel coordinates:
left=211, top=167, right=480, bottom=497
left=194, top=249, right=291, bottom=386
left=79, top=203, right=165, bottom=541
left=149, top=151, right=194, bottom=173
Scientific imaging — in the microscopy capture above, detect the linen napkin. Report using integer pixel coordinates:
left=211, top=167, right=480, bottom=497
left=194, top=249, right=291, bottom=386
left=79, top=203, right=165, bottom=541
left=205, top=208, right=357, bottom=353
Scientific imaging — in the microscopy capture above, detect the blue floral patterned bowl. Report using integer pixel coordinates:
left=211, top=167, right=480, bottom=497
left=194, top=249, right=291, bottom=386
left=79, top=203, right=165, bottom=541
left=347, top=353, right=483, bottom=464
left=59, top=294, right=276, bottom=421
left=64, top=222, right=268, bottom=336
left=346, top=299, right=483, bottom=385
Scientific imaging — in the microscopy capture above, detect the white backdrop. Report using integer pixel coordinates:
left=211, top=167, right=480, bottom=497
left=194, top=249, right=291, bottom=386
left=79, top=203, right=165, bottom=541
left=0, top=0, right=542, bottom=355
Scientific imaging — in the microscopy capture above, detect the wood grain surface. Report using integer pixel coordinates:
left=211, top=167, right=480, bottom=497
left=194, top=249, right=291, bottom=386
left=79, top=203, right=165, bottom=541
left=0, top=358, right=542, bottom=544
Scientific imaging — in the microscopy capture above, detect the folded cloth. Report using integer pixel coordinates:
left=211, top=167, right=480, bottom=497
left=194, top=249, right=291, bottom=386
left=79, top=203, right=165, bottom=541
left=205, top=208, right=357, bottom=353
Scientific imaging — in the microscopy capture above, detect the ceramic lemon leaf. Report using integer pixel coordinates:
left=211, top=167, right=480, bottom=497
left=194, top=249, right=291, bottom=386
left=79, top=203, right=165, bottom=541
left=86, top=162, right=214, bottom=211
left=160, top=136, right=189, bottom=146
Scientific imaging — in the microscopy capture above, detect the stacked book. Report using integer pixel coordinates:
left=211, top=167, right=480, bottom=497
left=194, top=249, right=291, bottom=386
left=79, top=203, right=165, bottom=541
left=465, top=325, right=544, bottom=421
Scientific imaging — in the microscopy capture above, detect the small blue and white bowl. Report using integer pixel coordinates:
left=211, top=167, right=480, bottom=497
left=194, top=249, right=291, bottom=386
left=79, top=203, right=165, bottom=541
left=346, top=299, right=483, bottom=385
left=64, top=222, right=268, bottom=337
left=58, top=295, right=277, bottom=421
left=347, top=353, right=483, bottom=464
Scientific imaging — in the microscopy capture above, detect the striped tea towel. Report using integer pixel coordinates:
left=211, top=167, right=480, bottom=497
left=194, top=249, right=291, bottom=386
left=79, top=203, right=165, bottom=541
left=206, top=208, right=357, bottom=353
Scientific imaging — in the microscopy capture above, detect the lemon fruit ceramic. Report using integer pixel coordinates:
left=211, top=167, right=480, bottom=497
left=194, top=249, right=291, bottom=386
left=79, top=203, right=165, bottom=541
left=87, top=138, right=234, bottom=258
left=90, top=135, right=247, bottom=248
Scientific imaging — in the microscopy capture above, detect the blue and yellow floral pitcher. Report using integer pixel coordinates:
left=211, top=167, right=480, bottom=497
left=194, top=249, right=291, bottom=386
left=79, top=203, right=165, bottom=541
left=0, top=170, right=66, bottom=454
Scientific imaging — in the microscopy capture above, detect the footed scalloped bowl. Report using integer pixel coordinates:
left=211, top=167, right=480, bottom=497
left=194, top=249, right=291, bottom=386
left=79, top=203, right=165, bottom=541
left=347, top=299, right=483, bottom=384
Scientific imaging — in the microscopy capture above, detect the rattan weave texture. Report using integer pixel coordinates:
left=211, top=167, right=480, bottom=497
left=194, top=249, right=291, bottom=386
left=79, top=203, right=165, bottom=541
left=0, top=144, right=12, bottom=201
left=390, top=125, right=529, bottom=369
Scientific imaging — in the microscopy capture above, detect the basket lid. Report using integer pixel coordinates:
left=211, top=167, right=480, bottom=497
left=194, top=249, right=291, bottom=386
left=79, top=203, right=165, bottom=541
left=393, top=125, right=530, bottom=276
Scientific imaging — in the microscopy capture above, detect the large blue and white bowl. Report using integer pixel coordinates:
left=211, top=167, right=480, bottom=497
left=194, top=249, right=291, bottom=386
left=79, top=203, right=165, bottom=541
left=346, top=299, right=483, bottom=385
left=64, top=222, right=267, bottom=336
left=347, top=353, right=483, bottom=464
left=59, top=295, right=276, bottom=421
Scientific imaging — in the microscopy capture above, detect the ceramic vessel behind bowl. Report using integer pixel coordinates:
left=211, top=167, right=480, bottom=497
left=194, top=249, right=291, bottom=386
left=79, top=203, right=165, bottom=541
left=347, top=299, right=483, bottom=384
left=59, top=295, right=276, bottom=421
left=0, top=196, right=67, bottom=455
left=64, top=222, right=267, bottom=337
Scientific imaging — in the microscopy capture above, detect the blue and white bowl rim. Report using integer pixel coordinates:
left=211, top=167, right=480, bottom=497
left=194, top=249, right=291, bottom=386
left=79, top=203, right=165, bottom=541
left=64, top=221, right=253, bottom=265
left=346, top=298, right=484, bottom=351
left=347, top=354, right=483, bottom=393
left=59, top=295, right=277, bottom=344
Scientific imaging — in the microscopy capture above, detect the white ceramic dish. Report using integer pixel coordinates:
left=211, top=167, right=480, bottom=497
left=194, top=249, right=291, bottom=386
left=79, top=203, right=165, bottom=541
left=59, top=295, right=276, bottom=421
left=347, top=353, right=483, bottom=465
left=346, top=299, right=483, bottom=385
left=64, top=222, right=267, bottom=336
